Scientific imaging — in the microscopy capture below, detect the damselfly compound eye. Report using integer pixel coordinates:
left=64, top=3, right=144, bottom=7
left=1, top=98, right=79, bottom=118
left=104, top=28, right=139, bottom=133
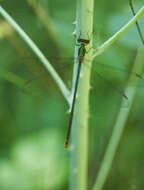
left=77, top=38, right=90, bottom=44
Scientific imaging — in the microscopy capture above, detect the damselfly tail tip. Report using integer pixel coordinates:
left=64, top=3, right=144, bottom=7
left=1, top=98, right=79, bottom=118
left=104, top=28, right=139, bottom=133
left=64, top=141, right=69, bottom=149
left=24, top=79, right=31, bottom=86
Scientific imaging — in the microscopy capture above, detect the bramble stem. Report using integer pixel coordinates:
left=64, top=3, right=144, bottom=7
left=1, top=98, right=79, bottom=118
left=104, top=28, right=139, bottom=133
left=69, top=0, right=94, bottom=190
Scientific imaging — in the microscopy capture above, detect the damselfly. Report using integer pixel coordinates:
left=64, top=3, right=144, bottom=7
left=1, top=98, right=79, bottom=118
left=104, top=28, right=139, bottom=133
left=64, top=37, right=90, bottom=148
left=1, top=0, right=143, bottom=148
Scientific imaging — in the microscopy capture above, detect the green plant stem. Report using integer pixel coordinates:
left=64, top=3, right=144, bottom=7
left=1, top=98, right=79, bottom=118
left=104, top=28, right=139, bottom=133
left=0, top=5, right=70, bottom=104
left=69, top=0, right=94, bottom=190
left=93, top=6, right=144, bottom=58
left=92, top=46, right=144, bottom=190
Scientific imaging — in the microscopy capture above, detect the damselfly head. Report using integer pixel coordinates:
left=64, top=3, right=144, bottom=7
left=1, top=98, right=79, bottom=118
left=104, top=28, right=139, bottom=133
left=77, top=38, right=90, bottom=44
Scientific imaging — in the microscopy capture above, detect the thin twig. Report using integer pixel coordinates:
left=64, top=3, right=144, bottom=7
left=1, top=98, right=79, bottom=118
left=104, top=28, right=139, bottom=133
left=129, top=0, right=144, bottom=44
left=93, top=6, right=144, bottom=58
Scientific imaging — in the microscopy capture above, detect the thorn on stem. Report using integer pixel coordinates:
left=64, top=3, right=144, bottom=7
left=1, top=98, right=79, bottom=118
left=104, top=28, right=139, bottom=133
left=123, top=93, right=128, bottom=100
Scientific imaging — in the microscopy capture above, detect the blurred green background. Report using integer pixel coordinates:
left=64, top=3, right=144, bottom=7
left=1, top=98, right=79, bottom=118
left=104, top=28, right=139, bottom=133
left=0, top=0, right=144, bottom=189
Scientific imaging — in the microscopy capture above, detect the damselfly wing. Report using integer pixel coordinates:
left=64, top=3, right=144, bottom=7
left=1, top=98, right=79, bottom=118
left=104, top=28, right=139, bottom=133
left=8, top=52, right=144, bottom=105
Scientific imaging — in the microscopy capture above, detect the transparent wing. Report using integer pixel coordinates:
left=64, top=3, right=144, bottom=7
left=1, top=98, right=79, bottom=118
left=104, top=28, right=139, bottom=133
left=6, top=55, right=144, bottom=108
left=5, top=56, right=74, bottom=98
left=17, top=56, right=144, bottom=81
left=89, top=57, right=144, bottom=110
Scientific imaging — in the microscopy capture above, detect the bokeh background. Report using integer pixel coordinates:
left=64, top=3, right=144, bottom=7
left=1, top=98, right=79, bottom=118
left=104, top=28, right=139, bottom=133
left=0, top=0, right=144, bottom=189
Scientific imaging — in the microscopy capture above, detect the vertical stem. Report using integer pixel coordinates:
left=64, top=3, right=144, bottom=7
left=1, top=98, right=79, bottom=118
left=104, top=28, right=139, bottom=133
left=92, top=46, right=144, bottom=190
left=70, top=0, right=94, bottom=190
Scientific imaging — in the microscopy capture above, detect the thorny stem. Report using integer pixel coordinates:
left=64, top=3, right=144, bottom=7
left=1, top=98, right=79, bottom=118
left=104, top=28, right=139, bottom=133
left=69, top=0, right=94, bottom=190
